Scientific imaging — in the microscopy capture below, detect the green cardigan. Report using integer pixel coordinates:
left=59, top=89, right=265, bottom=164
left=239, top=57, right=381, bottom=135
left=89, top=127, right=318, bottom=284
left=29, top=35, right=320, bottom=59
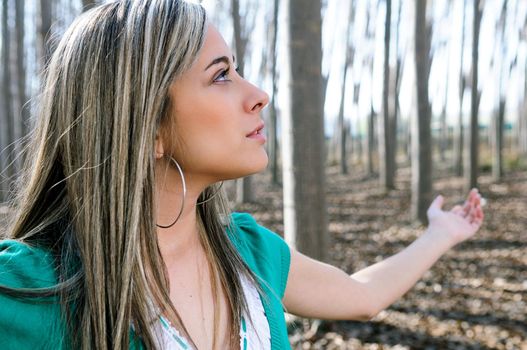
left=0, top=212, right=291, bottom=349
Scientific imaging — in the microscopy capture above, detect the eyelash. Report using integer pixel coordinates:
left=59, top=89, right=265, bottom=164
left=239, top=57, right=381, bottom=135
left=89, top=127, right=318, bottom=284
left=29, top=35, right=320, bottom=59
left=214, top=66, right=241, bottom=82
left=215, top=68, right=230, bottom=82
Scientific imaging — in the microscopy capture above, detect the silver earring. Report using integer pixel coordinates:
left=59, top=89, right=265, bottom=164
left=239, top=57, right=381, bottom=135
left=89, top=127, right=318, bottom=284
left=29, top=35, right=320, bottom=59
left=197, top=181, right=224, bottom=205
left=156, top=156, right=186, bottom=229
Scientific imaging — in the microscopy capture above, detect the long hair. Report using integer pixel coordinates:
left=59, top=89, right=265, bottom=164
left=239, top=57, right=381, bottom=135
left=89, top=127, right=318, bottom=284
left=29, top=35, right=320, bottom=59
left=2, top=1, right=260, bottom=348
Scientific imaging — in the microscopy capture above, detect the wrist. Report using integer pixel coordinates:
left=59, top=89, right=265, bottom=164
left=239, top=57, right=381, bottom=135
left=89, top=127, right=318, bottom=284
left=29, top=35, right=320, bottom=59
left=422, top=226, right=457, bottom=251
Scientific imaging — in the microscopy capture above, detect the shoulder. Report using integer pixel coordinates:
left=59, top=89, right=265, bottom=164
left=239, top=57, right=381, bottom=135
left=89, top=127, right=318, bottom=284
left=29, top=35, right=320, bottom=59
left=0, top=239, right=65, bottom=349
left=0, top=239, right=57, bottom=288
left=228, top=212, right=291, bottom=299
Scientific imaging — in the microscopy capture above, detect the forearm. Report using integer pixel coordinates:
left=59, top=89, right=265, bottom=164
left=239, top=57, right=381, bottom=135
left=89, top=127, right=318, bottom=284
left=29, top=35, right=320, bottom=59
left=350, top=228, right=455, bottom=318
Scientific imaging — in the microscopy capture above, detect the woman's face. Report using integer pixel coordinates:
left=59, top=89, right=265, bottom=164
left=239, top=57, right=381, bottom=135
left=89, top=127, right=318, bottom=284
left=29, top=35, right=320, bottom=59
left=164, top=24, right=269, bottom=185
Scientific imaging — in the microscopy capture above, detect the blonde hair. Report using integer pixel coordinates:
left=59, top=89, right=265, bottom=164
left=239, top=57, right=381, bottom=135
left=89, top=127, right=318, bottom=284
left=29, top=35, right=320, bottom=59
left=2, top=1, right=260, bottom=348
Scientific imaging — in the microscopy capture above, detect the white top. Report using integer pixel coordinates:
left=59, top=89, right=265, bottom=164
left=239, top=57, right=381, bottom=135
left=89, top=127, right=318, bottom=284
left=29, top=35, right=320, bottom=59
left=156, top=274, right=271, bottom=350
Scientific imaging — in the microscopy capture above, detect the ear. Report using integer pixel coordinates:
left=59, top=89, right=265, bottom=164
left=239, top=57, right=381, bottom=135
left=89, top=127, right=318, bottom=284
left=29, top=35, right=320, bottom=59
left=154, top=133, right=165, bottom=159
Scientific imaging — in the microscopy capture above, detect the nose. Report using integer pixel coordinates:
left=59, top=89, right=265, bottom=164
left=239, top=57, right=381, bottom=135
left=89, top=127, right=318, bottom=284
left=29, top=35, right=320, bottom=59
left=243, top=81, right=270, bottom=114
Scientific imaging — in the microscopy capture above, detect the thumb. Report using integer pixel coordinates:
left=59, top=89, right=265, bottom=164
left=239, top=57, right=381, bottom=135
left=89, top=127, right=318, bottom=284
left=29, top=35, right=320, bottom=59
left=427, top=195, right=444, bottom=216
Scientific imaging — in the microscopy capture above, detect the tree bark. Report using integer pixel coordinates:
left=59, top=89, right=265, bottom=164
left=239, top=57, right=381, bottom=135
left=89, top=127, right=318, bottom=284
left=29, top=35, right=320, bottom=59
left=38, top=0, right=53, bottom=72
left=0, top=0, right=12, bottom=202
left=454, top=0, right=467, bottom=176
left=394, top=0, right=403, bottom=166
left=521, top=57, right=527, bottom=157
left=367, top=105, right=376, bottom=176
left=412, top=0, right=433, bottom=224
left=283, top=0, right=328, bottom=261
left=337, top=2, right=354, bottom=175
left=1, top=0, right=15, bottom=203
left=465, top=0, right=483, bottom=191
left=440, top=44, right=451, bottom=163
left=379, top=0, right=396, bottom=190
left=492, top=1, right=508, bottom=181
left=14, top=0, right=28, bottom=139
left=268, top=0, right=280, bottom=185
left=232, top=0, right=254, bottom=203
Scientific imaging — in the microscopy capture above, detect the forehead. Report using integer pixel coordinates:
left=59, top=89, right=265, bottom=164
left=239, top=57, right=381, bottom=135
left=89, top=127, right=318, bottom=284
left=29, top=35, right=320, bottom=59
left=195, top=24, right=232, bottom=68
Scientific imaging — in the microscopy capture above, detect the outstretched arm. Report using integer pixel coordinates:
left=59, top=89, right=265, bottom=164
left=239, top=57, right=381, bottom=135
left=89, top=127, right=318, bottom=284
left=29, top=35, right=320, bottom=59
left=282, top=189, right=484, bottom=321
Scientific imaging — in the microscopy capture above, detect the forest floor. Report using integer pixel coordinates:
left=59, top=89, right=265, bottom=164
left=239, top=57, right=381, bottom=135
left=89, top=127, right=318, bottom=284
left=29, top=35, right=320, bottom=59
left=235, top=163, right=527, bottom=350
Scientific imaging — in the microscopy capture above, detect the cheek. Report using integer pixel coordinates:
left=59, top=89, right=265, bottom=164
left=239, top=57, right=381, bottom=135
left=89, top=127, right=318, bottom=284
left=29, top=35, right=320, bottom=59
left=174, top=106, right=238, bottom=164
left=171, top=94, right=267, bottom=179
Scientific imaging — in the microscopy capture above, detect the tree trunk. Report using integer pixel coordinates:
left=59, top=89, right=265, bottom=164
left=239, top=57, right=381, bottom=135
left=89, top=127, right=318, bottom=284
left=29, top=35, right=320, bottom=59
left=283, top=0, right=328, bottom=261
left=394, top=0, right=403, bottom=167
left=1, top=0, right=15, bottom=203
left=337, top=50, right=350, bottom=173
left=440, top=50, right=450, bottom=163
left=412, top=0, right=433, bottom=224
left=268, top=0, right=280, bottom=185
left=492, top=1, right=508, bottom=181
left=379, top=0, right=396, bottom=190
left=492, top=99, right=505, bottom=179
left=232, top=0, right=254, bottom=203
left=465, top=0, right=483, bottom=191
left=14, top=0, right=28, bottom=139
left=521, top=57, right=527, bottom=157
left=352, top=82, right=361, bottom=165
left=0, top=0, right=11, bottom=202
left=454, top=0, right=467, bottom=176
left=37, top=0, right=53, bottom=72
left=367, top=105, right=376, bottom=176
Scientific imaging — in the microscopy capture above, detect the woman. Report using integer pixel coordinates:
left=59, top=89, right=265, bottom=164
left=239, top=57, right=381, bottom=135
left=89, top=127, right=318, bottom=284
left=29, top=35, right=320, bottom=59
left=0, top=0, right=484, bottom=349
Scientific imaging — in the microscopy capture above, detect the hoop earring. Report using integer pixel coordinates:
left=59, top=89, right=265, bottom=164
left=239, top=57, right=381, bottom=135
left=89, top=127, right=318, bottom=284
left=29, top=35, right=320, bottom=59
left=156, top=156, right=186, bottom=229
left=197, top=181, right=224, bottom=205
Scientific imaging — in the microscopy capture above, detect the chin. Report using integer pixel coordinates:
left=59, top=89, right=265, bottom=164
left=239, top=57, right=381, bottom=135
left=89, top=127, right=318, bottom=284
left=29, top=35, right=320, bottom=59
left=229, top=152, right=269, bottom=179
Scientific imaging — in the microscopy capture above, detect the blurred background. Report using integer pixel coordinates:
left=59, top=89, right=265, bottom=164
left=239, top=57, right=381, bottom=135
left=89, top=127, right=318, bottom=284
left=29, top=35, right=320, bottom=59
left=0, top=0, right=526, bottom=349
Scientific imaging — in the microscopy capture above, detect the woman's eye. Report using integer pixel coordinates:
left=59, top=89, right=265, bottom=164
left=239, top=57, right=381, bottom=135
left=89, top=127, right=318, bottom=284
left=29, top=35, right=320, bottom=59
left=214, top=68, right=230, bottom=82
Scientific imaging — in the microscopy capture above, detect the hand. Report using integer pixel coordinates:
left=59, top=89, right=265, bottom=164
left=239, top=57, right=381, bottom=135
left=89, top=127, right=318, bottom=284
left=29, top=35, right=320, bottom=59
left=426, top=188, right=485, bottom=247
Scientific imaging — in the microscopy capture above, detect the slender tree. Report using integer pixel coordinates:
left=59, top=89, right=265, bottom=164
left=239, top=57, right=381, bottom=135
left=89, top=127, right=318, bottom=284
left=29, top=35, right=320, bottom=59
left=337, top=2, right=355, bottom=175
left=283, top=0, right=328, bottom=261
left=438, top=2, right=453, bottom=163
left=14, top=0, right=28, bottom=139
left=492, top=0, right=509, bottom=181
left=379, top=0, right=396, bottom=190
left=232, top=0, right=256, bottom=203
left=1, top=0, right=15, bottom=203
left=394, top=0, right=404, bottom=166
left=364, top=3, right=377, bottom=176
left=454, top=0, right=467, bottom=176
left=412, top=0, right=433, bottom=223
left=268, top=0, right=280, bottom=185
left=465, top=0, right=483, bottom=191
left=522, top=54, right=527, bottom=157
left=37, top=0, right=53, bottom=72
left=521, top=12, right=527, bottom=158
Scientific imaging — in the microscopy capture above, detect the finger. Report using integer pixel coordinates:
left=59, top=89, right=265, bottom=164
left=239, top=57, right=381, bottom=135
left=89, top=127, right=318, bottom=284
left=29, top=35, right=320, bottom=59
left=477, top=208, right=484, bottom=219
left=468, top=188, right=480, bottom=203
left=430, top=195, right=444, bottom=211
left=470, top=206, right=483, bottom=223
left=451, top=205, right=464, bottom=216
left=463, top=200, right=472, bottom=216
left=467, top=210, right=474, bottom=223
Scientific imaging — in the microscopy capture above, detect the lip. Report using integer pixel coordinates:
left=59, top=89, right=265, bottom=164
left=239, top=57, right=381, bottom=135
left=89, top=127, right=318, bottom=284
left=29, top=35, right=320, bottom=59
left=246, top=122, right=266, bottom=143
left=246, top=122, right=265, bottom=138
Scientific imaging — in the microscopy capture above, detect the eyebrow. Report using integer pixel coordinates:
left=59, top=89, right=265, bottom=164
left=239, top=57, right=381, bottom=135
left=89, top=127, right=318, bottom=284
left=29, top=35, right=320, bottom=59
left=205, top=55, right=236, bottom=71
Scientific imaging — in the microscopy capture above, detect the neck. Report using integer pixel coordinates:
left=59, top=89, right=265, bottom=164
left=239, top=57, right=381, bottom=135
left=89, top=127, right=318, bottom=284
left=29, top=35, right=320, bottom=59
left=154, top=160, right=212, bottom=264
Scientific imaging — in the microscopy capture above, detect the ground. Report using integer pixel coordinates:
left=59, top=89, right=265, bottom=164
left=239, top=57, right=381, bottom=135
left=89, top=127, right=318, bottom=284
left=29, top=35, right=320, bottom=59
left=235, top=165, right=527, bottom=350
